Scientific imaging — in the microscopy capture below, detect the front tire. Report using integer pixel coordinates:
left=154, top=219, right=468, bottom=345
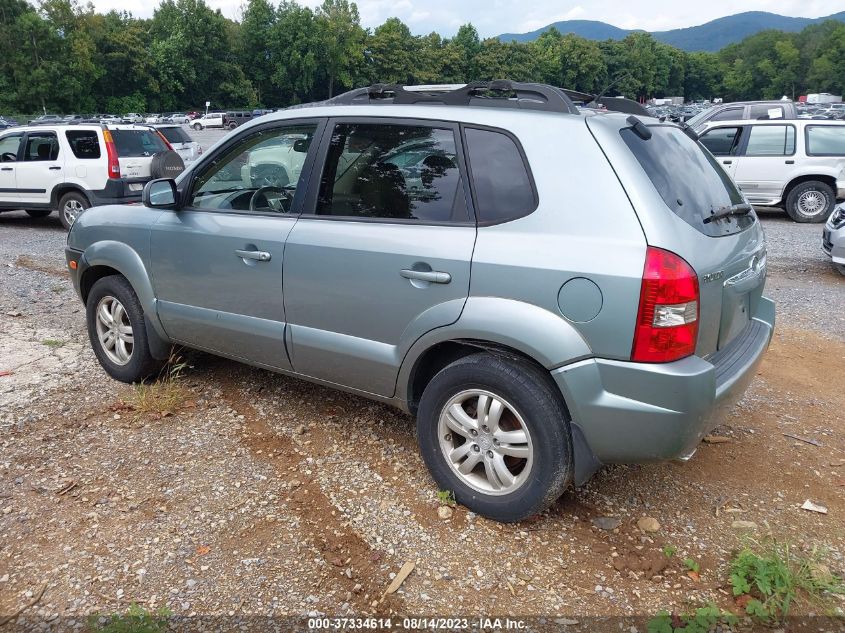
left=193, top=123, right=202, bottom=131
left=25, top=209, right=52, bottom=219
left=417, top=353, right=573, bottom=523
left=58, top=191, right=90, bottom=230
left=785, top=181, right=835, bottom=223
left=86, top=276, right=164, bottom=383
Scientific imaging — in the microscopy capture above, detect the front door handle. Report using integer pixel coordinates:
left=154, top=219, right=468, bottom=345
left=785, top=160, right=795, bottom=164
left=235, top=249, right=271, bottom=262
left=722, top=160, right=732, bottom=165
left=0, top=167, right=12, bottom=171
left=400, top=269, right=451, bottom=284
left=49, top=166, right=61, bottom=171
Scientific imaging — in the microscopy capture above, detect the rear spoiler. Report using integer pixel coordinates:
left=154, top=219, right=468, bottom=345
left=560, top=89, right=653, bottom=117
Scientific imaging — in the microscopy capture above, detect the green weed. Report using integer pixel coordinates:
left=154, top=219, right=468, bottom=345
left=88, top=604, right=171, bottom=633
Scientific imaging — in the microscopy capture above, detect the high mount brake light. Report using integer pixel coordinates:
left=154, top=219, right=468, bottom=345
left=631, top=247, right=700, bottom=363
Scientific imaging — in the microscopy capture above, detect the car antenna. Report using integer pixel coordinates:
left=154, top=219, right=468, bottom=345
left=589, top=71, right=633, bottom=109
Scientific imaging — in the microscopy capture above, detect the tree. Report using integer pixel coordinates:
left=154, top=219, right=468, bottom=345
left=316, top=0, right=365, bottom=97
left=366, top=17, right=415, bottom=84
left=239, top=0, right=276, bottom=105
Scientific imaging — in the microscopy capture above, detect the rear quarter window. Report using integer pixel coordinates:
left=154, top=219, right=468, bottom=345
left=111, top=129, right=168, bottom=157
left=621, top=125, right=753, bottom=237
left=464, top=127, right=536, bottom=224
left=65, top=130, right=101, bottom=159
left=157, top=127, right=192, bottom=144
left=805, top=126, right=845, bottom=156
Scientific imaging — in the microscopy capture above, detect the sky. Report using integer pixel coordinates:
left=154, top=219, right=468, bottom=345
left=88, top=0, right=845, bottom=37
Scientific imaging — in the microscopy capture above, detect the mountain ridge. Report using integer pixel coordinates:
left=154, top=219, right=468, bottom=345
left=498, top=11, right=845, bottom=51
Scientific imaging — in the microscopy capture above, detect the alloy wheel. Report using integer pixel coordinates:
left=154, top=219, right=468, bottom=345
left=94, top=295, right=134, bottom=365
left=62, top=199, right=85, bottom=227
left=797, top=190, right=827, bottom=218
left=437, top=389, right=533, bottom=495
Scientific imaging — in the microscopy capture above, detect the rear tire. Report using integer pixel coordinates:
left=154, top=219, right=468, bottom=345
left=228, top=122, right=237, bottom=130
left=193, top=123, right=202, bottom=131
left=785, top=181, right=835, bottom=223
left=25, top=209, right=52, bottom=219
left=417, top=353, right=574, bottom=523
left=86, top=275, right=164, bottom=383
left=58, top=191, right=90, bottom=230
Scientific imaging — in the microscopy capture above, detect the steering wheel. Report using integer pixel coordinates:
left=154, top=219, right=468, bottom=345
left=0, top=152, right=16, bottom=162
left=249, top=186, right=289, bottom=212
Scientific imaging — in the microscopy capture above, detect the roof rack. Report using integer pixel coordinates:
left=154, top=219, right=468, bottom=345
left=322, top=81, right=580, bottom=115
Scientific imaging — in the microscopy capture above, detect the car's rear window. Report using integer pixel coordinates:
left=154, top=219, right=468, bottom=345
left=111, top=129, right=168, bottom=157
left=157, top=127, right=192, bottom=144
left=621, top=125, right=753, bottom=237
left=806, top=125, right=845, bottom=156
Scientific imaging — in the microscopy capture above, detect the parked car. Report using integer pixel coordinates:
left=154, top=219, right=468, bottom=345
left=223, top=111, right=253, bottom=129
left=191, top=112, right=225, bottom=130
left=63, top=114, right=84, bottom=124
left=823, top=204, right=845, bottom=274
left=122, top=113, right=144, bottom=124
left=164, top=113, right=191, bottom=125
left=0, top=117, right=18, bottom=129
left=186, top=111, right=200, bottom=120
left=698, top=118, right=845, bottom=222
left=252, top=108, right=274, bottom=118
left=101, top=115, right=122, bottom=125
left=65, top=81, right=774, bottom=522
left=688, top=101, right=798, bottom=133
left=29, top=114, right=62, bottom=125
left=0, top=124, right=185, bottom=229
left=144, top=114, right=163, bottom=124
left=152, top=124, right=202, bottom=164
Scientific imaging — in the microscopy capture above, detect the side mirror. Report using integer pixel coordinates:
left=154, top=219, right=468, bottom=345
left=142, top=178, right=179, bottom=209
left=293, top=138, right=310, bottom=153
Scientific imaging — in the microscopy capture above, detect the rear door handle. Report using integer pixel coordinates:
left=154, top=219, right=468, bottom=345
left=235, top=249, right=271, bottom=262
left=785, top=160, right=795, bottom=164
left=0, top=167, right=12, bottom=171
left=49, top=166, right=61, bottom=171
left=400, top=269, right=451, bottom=284
left=722, top=160, right=732, bottom=165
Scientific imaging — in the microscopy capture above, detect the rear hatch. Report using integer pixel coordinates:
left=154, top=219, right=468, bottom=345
left=588, top=117, right=767, bottom=357
left=109, top=125, right=170, bottom=182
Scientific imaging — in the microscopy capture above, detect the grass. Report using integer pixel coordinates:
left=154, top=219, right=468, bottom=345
left=42, top=339, right=66, bottom=348
left=662, top=545, right=677, bottom=559
left=88, top=604, right=170, bottom=633
left=648, top=604, right=737, bottom=633
left=436, top=489, right=456, bottom=507
left=130, top=353, right=188, bottom=419
left=729, top=538, right=845, bottom=623
left=683, top=557, right=700, bottom=573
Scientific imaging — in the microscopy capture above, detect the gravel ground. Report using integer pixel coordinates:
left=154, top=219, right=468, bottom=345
left=1, top=209, right=844, bottom=631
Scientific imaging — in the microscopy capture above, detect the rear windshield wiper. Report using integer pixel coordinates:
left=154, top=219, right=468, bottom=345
left=703, top=203, right=753, bottom=224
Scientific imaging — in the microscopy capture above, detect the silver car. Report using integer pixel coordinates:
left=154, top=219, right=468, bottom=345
left=823, top=205, right=845, bottom=274
left=65, top=82, right=775, bottom=522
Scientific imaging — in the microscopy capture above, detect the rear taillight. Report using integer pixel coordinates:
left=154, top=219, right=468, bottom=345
left=102, top=129, right=120, bottom=179
left=631, top=247, right=700, bottom=363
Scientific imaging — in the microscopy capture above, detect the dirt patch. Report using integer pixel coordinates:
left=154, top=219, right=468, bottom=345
left=13, top=254, right=68, bottom=279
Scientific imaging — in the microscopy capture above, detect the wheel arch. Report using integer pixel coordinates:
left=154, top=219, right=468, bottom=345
left=782, top=173, right=837, bottom=204
left=78, top=241, right=170, bottom=357
left=50, top=183, right=90, bottom=210
left=397, top=297, right=592, bottom=415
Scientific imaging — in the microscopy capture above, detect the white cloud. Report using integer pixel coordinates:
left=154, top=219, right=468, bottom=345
left=88, top=0, right=845, bottom=37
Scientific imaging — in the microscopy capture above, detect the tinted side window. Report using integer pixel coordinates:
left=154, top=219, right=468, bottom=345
left=699, top=127, right=743, bottom=156
left=744, top=125, right=795, bottom=156
left=23, top=132, right=59, bottom=161
left=65, top=130, right=101, bottom=159
left=806, top=126, right=845, bottom=156
left=464, top=127, right=535, bottom=224
left=316, top=123, right=468, bottom=223
left=749, top=104, right=784, bottom=120
left=711, top=108, right=744, bottom=122
left=0, top=134, right=22, bottom=161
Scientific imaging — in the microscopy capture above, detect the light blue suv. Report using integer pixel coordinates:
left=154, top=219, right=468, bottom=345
left=66, top=82, right=775, bottom=522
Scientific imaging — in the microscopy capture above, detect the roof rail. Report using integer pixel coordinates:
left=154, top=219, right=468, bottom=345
left=321, top=81, right=580, bottom=115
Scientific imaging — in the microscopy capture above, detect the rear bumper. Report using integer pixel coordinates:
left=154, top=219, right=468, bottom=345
left=552, top=297, right=775, bottom=471
left=88, top=178, right=148, bottom=206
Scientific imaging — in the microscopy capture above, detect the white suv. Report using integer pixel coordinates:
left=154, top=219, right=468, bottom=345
left=191, top=112, right=225, bottom=130
left=0, top=124, right=184, bottom=229
left=699, top=118, right=845, bottom=222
